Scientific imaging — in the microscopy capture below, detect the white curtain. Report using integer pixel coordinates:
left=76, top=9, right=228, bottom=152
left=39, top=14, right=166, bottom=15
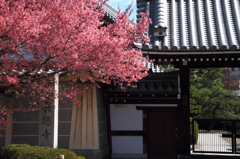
left=69, top=83, right=99, bottom=149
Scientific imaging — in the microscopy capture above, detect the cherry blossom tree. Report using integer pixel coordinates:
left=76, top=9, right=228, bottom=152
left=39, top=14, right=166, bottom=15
left=0, top=0, right=151, bottom=130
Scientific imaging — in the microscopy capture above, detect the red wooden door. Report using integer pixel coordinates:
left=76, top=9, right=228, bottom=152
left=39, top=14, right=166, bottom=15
left=146, top=110, right=178, bottom=159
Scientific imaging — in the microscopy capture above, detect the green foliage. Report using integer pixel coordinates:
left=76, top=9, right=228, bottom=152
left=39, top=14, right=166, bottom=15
left=160, top=65, right=179, bottom=72
left=76, top=156, right=87, bottom=159
left=0, top=144, right=86, bottom=159
left=190, top=68, right=240, bottom=119
left=190, top=117, right=199, bottom=145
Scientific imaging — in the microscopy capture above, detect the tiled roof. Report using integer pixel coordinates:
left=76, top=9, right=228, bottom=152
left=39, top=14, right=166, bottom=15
left=103, top=3, right=118, bottom=22
left=136, top=0, right=240, bottom=52
left=103, top=3, right=136, bottom=25
left=103, top=72, right=179, bottom=93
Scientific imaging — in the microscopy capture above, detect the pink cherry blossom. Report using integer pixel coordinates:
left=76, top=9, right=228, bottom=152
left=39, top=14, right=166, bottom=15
left=0, top=0, right=151, bottom=130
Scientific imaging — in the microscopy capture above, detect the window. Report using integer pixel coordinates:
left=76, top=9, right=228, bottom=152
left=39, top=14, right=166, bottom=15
left=223, top=76, right=228, bottom=81
left=231, top=75, right=239, bottom=80
left=232, top=68, right=239, bottom=71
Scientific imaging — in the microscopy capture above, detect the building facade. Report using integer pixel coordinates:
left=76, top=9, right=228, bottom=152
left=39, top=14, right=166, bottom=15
left=1, top=1, right=240, bottom=159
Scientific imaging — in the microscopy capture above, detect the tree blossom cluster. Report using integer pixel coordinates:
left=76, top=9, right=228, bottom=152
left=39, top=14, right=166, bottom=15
left=0, top=0, right=151, bottom=130
left=0, top=106, right=12, bottom=133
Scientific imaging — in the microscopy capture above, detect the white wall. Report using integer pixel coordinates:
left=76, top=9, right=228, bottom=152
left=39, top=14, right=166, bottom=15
left=112, top=136, right=143, bottom=154
left=110, top=104, right=143, bottom=131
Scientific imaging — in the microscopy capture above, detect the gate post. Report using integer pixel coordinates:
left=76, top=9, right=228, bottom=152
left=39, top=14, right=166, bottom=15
left=178, top=62, right=191, bottom=159
left=232, top=120, right=236, bottom=153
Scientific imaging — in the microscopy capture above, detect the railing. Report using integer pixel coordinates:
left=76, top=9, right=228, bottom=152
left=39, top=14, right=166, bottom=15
left=192, top=119, right=240, bottom=154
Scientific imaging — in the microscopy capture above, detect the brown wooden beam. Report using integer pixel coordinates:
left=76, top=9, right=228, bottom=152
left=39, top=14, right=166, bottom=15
left=107, top=98, right=180, bottom=104
left=111, top=131, right=147, bottom=136
left=147, top=54, right=240, bottom=68
left=178, top=63, right=190, bottom=155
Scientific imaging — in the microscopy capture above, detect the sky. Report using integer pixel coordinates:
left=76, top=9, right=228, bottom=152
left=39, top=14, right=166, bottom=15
left=106, top=0, right=137, bottom=21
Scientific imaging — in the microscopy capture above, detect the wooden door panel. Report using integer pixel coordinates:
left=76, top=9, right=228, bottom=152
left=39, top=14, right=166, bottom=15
left=147, top=110, right=177, bottom=159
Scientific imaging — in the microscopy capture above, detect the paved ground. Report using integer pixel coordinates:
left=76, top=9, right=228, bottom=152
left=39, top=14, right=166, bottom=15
left=193, top=131, right=232, bottom=153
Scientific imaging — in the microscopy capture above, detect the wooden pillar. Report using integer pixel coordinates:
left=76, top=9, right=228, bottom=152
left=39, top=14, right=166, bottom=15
left=178, top=62, right=190, bottom=156
left=5, top=97, right=13, bottom=145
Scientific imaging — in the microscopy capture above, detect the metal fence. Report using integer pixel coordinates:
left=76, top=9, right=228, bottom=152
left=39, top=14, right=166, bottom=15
left=192, top=119, right=240, bottom=154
